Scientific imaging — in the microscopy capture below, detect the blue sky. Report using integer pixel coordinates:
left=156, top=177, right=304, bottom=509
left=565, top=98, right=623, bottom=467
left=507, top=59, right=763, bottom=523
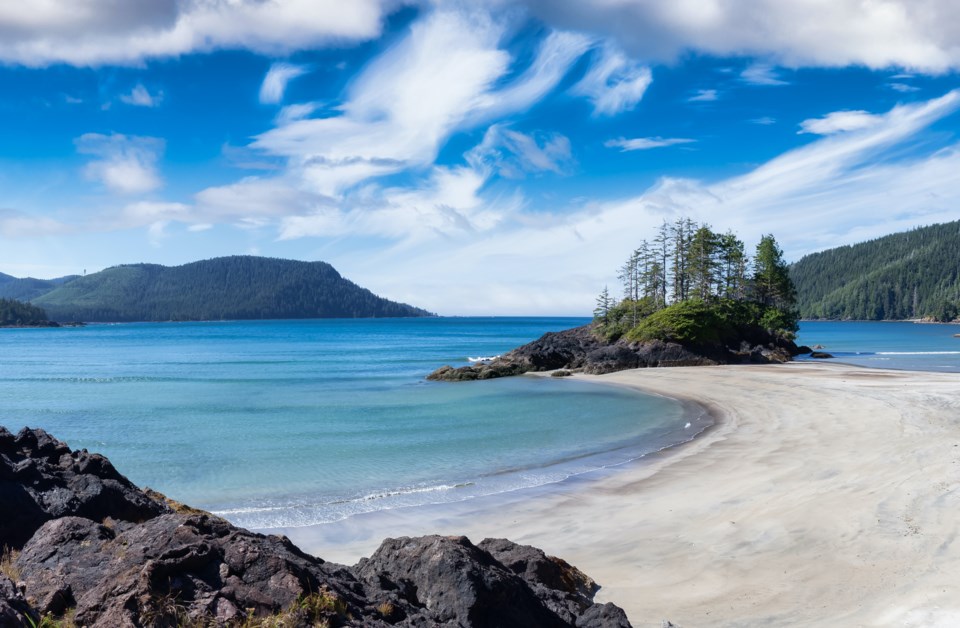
left=2, top=1, right=960, bottom=315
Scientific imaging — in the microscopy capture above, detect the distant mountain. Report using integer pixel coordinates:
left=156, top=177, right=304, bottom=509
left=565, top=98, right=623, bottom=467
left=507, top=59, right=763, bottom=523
left=25, top=256, right=433, bottom=322
left=0, top=274, right=79, bottom=302
left=790, top=220, right=960, bottom=321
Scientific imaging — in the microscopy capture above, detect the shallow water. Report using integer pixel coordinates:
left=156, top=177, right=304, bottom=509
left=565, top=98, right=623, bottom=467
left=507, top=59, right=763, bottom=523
left=0, top=318, right=695, bottom=528
left=796, top=320, right=960, bottom=372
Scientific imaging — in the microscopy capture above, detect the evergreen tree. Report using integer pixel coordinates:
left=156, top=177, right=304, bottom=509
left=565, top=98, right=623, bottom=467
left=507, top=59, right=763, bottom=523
left=671, top=218, right=696, bottom=302
left=687, top=225, right=720, bottom=300
left=651, top=221, right=671, bottom=308
left=718, top=231, right=748, bottom=300
left=594, top=286, right=613, bottom=324
left=0, top=298, right=51, bottom=326
left=593, top=219, right=798, bottom=339
left=753, top=235, right=796, bottom=310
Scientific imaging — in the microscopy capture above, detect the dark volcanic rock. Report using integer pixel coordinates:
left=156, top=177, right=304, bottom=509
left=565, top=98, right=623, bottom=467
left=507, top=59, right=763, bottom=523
left=810, top=351, right=834, bottom=359
left=504, top=325, right=606, bottom=371
left=356, top=535, right=626, bottom=627
left=477, top=537, right=630, bottom=627
left=4, top=428, right=633, bottom=627
left=427, top=322, right=798, bottom=381
left=0, top=427, right=169, bottom=549
left=0, top=574, right=39, bottom=627
left=16, top=513, right=364, bottom=626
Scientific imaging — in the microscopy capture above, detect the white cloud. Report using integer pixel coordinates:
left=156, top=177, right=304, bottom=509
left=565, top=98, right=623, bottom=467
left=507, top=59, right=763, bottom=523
left=259, top=63, right=310, bottom=104
left=277, top=164, right=514, bottom=242
left=799, top=110, right=884, bottom=135
left=147, top=220, right=169, bottom=247
left=571, top=44, right=652, bottom=115
left=329, top=90, right=960, bottom=315
left=740, top=63, right=788, bottom=86
left=519, top=0, right=960, bottom=74
left=275, top=102, right=321, bottom=125
left=467, top=125, right=574, bottom=178
left=75, top=133, right=164, bottom=195
left=246, top=8, right=589, bottom=199
left=604, top=137, right=695, bottom=151
left=750, top=116, right=777, bottom=125
left=248, top=9, right=508, bottom=197
left=121, top=201, right=190, bottom=225
left=466, top=30, right=593, bottom=125
left=0, top=208, right=71, bottom=238
left=688, top=89, right=718, bottom=102
left=120, top=83, right=162, bottom=107
left=0, top=0, right=400, bottom=67
left=889, top=82, right=921, bottom=93
left=195, top=177, right=321, bottom=222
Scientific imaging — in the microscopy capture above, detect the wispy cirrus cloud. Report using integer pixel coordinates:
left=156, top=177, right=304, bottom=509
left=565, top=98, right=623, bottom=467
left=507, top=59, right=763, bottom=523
left=275, top=102, right=322, bottom=125
left=888, top=82, right=920, bottom=93
left=246, top=8, right=510, bottom=197
left=740, top=63, right=789, bottom=86
left=336, top=90, right=960, bottom=315
left=799, top=110, right=884, bottom=135
left=259, top=63, right=310, bottom=104
left=571, top=43, right=652, bottom=116
left=75, top=133, right=165, bottom=195
left=604, top=136, right=695, bottom=151
left=467, top=125, right=574, bottom=179
left=688, top=89, right=718, bottom=102
left=0, top=209, right=72, bottom=238
left=202, top=7, right=592, bottom=215
left=120, top=83, right=162, bottom=107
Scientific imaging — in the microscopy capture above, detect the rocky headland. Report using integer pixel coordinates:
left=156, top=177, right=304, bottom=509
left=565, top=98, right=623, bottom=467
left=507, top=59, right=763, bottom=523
left=0, top=426, right=631, bottom=627
left=428, top=323, right=805, bottom=381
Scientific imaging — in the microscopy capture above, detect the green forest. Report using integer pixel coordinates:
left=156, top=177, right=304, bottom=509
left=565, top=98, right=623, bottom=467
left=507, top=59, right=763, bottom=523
left=0, top=298, right=52, bottom=327
left=790, top=220, right=960, bottom=321
left=26, top=256, right=433, bottom=322
left=594, top=219, right=797, bottom=345
left=0, top=272, right=78, bottom=302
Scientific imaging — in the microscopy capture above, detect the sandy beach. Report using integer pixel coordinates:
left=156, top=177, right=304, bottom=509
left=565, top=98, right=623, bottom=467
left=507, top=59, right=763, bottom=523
left=279, top=362, right=960, bottom=626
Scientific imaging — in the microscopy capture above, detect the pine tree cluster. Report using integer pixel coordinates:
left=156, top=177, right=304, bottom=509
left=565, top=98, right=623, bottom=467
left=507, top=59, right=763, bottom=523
left=593, top=219, right=797, bottom=343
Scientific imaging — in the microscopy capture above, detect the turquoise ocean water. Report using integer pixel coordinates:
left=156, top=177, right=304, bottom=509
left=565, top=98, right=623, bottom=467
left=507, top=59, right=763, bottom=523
left=796, top=320, right=960, bottom=372
left=0, top=318, right=698, bottom=529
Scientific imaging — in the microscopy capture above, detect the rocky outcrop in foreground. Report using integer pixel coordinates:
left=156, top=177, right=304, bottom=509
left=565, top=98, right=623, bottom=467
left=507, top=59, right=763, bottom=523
left=0, top=427, right=631, bottom=627
left=428, top=323, right=801, bottom=381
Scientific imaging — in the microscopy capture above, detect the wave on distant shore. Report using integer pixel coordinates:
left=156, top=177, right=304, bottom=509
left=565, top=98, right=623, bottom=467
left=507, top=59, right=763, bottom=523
left=467, top=355, right=500, bottom=363
left=875, top=351, right=960, bottom=355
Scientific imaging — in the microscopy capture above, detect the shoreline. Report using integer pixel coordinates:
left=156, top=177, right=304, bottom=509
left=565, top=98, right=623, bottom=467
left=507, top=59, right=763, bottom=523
left=274, top=362, right=960, bottom=626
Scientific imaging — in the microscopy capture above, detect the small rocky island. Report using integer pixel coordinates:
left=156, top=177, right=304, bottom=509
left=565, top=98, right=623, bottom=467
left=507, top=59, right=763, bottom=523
left=428, top=319, right=802, bottom=381
left=0, top=299, right=60, bottom=329
left=0, top=427, right=630, bottom=627
left=430, top=224, right=809, bottom=382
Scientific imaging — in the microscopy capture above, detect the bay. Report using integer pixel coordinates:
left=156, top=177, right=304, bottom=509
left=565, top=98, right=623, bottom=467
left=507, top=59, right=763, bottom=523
left=0, top=318, right=693, bottom=529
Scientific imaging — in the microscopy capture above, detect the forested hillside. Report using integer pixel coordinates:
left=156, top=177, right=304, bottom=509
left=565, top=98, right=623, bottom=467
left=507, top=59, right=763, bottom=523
left=0, top=273, right=78, bottom=301
left=790, top=221, right=960, bottom=321
left=29, top=256, right=433, bottom=322
left=0, top=298, right=54, bottom=327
